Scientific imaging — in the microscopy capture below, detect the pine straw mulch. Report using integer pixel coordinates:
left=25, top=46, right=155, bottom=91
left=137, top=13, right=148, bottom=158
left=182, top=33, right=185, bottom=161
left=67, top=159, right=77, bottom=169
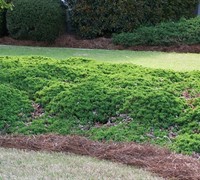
left=0, top=134, right=200, bottom=180
left=1, top=34, right=200, bottom=53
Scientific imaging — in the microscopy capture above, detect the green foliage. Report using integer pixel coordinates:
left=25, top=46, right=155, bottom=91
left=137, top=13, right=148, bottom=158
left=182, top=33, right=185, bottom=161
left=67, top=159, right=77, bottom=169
left=1, top=56, right=200, bottom=154
left=0, top=84, right=32, bottom=134
left=121, top=90, right=185, bottom=128
left=71, top=0, right=144, bottom=38
left=14, top=117, right=77, bottom=135
left=171, top=134, right=200, bottom=154
left=0, top=9, right=6, bottom=37
left=113, top=17, right=200, bottom=46
left=47, top=81, right=130, bottom=124
left=0, top=0, right=13, bottom=9
left=6, top=0, right=65, bottom=42
left=71, top=0, right=198, bottom=38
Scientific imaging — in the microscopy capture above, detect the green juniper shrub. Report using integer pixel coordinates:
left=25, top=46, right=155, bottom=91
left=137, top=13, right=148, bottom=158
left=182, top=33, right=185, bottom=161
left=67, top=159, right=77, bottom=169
left=171, top=133, right=200, bottom=154
left=87, top=121, right=176, bottom=146
left=113, top=17, right=200, bottom=46
left=47, top=81, right=130, bottom=125
left=35, top=82, right=71, bottom=107
left=14, top=117, right=80, bottom=135
left=1, top=56, right=200, bottom=154
left=120, top=89, right=185, bottom=128
left=0, top=84, right=32, bottom=134
left=6, top=0, right=65, bottom=42
left=176, top=106, right=200, bottom=134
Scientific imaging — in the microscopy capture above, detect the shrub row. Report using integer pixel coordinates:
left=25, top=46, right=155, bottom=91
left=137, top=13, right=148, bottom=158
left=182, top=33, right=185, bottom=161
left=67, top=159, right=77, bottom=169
left=0, top=9, right=6, bottom=37
left=5, top=0, right=65, bottom=42
left=71, top=0, right=198, bottom=38
left=1, top=0, right=199, bottom=40
left=0, top=56, right=200, bottom=154
left=112, top=17, right=200, bottom=46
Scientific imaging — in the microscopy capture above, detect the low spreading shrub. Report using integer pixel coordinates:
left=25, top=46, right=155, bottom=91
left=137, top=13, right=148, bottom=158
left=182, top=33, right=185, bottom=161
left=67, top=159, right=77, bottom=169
left=1, top=56, right=200, bottom=154
left=0, top=84, right=32, bottom=134
left=120, top=90, right=185, bottom=128
left=171, top=134, right=200, bottom=154
left=113, top=17, right=200, bottom=46
left=6, top=0, right=65, bottom=42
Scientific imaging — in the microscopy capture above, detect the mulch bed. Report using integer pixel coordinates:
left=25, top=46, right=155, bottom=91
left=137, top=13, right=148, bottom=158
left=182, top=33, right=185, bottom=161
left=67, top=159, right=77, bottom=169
left=0, top=134, right=200, bottom=180
left=0, top=34, right=200, bottom=53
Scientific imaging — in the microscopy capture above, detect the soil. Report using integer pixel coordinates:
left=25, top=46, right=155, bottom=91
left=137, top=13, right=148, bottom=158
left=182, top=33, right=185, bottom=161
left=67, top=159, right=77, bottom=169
left=0, top=134, right=200, bottom=180
left=1, top=34, right=200, bottom=53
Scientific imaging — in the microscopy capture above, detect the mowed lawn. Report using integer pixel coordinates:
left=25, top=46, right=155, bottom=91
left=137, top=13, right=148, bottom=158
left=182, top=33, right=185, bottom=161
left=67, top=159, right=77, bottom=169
left=0, top=45, right=200, bottom=71
left=0, top=148, right=164, bottom=180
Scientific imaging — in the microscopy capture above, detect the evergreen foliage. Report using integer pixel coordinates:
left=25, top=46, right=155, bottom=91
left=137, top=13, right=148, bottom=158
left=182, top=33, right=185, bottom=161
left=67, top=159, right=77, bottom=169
left=71, top=0, right=198, bottom=38
left=0, top=56, right=200, bottom=154
left=113, top=17, right=200, bottom=46
left=6, top=0, right=65, bottom=42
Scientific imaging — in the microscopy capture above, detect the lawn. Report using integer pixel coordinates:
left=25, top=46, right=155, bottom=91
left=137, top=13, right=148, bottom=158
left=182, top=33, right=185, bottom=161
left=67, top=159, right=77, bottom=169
left=0, top=45, right=200, bottom=71
left=0, top=148, right=163, bottom=180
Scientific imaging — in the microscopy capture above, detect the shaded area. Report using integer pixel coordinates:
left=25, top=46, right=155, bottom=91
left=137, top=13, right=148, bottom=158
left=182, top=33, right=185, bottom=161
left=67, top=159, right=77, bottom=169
left=0, top=34, right=200, bottom=53
left=0, top=135, right=200, bottom=180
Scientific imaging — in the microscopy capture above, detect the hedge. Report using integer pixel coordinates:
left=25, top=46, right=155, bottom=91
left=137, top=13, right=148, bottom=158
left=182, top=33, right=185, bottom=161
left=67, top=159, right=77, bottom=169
left=0, top=9, right=6, bottom=37
left=112, top=17, right=200, bottom=46
left=6, top=0, right=65, bottom=42
left=71, top=0, right=198, bottom=38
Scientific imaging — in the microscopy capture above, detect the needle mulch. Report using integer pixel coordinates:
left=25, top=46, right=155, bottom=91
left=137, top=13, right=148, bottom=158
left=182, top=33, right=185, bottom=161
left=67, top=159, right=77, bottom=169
left=1, top=34, right=200, bottom=53
left=0, top=134, right=200, bottom=180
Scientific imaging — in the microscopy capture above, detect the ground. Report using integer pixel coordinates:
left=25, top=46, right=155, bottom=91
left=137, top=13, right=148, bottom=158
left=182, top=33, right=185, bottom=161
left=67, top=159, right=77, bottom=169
left=0, top=135, right=200, bottom=180
left=0, top=35, right=200, bottom=180
left=0, top=34, right=200, bottom=53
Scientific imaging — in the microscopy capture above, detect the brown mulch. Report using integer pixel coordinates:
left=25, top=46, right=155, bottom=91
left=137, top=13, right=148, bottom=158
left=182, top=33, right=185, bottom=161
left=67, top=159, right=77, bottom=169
left=1, top=34, right=200, bottom=53
left=0, top=134, right=200, bottom=180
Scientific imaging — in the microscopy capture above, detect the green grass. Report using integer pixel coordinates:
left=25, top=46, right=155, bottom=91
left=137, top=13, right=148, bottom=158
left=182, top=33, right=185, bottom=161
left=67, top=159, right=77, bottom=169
left=0, top=148, right=163, bottom=180
left=0, top=45, right=200, bottom=71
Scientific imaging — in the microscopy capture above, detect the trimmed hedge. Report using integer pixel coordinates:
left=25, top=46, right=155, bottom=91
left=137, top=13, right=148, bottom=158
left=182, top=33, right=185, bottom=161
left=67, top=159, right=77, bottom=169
left=113, top=17, right=200, bottom=46
left=6, top=0, right=65, bottom=42
left=71, top=0, right=198, bottom=38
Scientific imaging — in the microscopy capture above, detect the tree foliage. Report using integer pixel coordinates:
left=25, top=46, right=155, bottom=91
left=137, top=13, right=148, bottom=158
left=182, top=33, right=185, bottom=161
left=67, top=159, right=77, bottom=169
left=0, top=0, right=12, bottom=9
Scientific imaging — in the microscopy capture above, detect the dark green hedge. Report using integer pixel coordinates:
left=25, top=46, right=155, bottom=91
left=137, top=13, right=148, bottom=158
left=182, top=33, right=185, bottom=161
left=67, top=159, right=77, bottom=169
left=113, top=17, right=200, bottom=46
left=0, top=10, right=7, bottom=37
left=6, top=0, right=65, bottom=42
left=71, top=0, right=198, bottom=38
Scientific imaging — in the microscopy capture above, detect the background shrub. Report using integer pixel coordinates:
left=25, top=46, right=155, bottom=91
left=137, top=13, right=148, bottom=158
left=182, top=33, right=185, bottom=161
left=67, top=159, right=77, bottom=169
left=71, top=0, right=198, bottom=38
left=6, top=0, right=65, bottom=42
left=113, top=17, right=200, bottom=46
left=0, top=9, right=6, bottom=37
left=71, top=0, right=144, bottom=38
